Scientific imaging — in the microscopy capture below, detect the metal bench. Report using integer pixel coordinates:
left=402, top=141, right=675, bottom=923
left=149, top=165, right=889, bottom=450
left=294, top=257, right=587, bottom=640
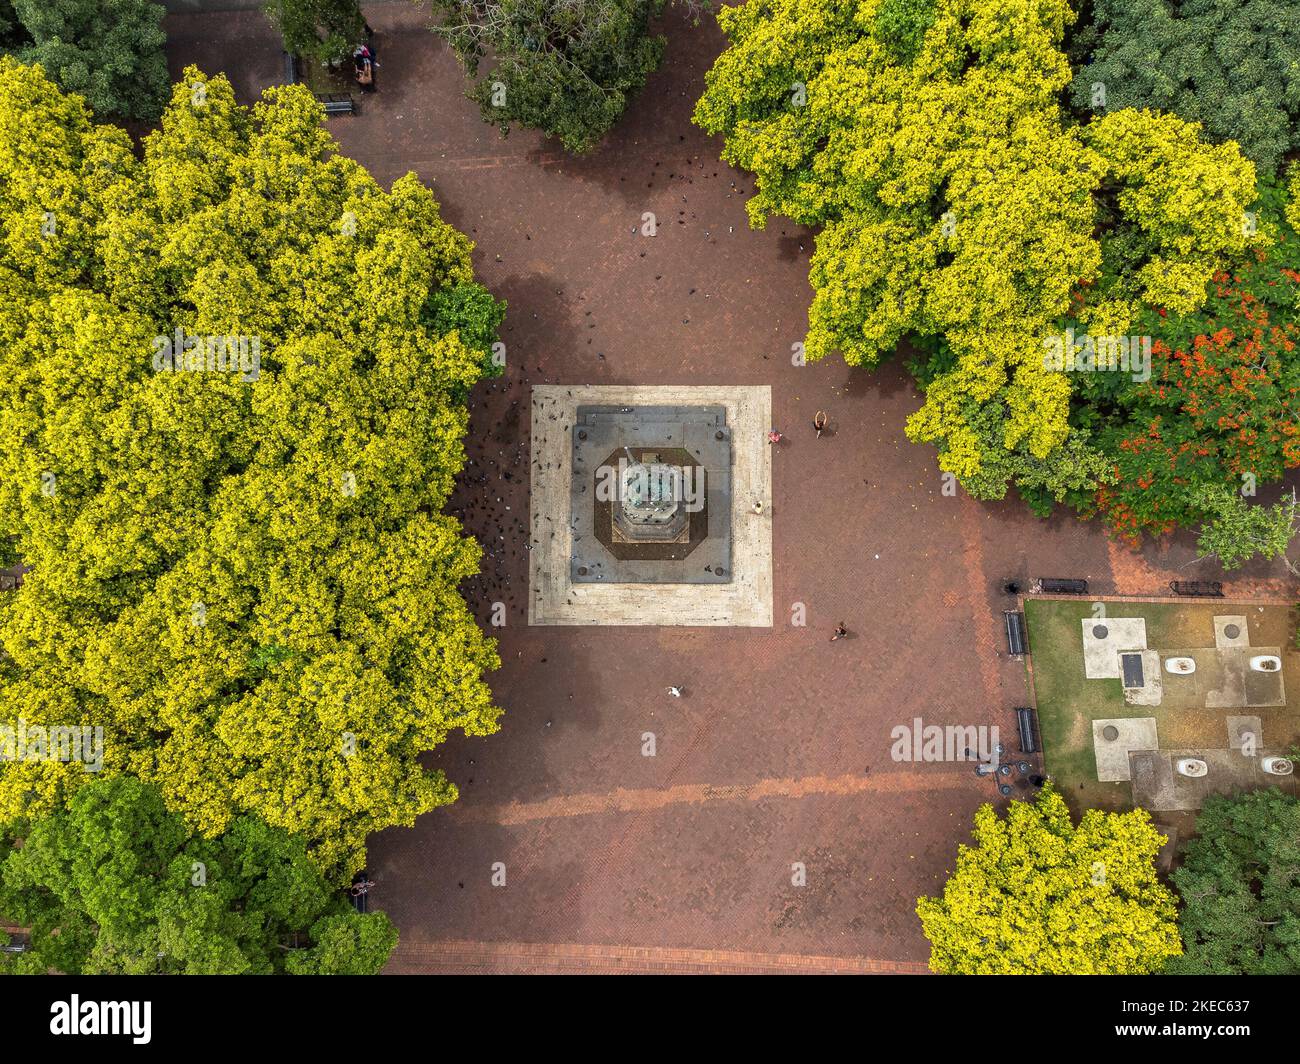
left=1004, top=610, right=1027, bottom=656
left=1033, top=577, right=1088, bottom=594
left=1016, top=707, right=1040, bottom=754
left=1169, top=580, right=1224, bottom=598
left=317, top=92, right=357, bottom=116
left=349, top=871, right=372, bottom=913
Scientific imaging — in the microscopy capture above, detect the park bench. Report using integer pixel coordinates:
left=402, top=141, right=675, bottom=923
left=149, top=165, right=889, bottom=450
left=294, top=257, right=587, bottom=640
left=1003, top=610, right=1027, bottom=656
left=350, top=871, right=372, bottom=913
left=1015, top=707, right=1040, bottom=754
left=1033, top=577, right=1088, bottom=594
left=317, top=93, right=357, bottom=116
left=1169, top=580, right=1224, bottom=598
left=283, top=51, right=357, bottom=115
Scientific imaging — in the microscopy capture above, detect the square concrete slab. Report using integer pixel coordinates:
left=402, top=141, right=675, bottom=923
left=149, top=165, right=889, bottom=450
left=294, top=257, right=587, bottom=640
left=529, top=385, right=773, bottom=626
left=1206, top=646, right=1287, bottom=708
left=1123, top=650, right=1163, bottom=706
left=1093, top=716, right=1159, bottom=782
left=1244, top=648, right=1286, bottom=707
left=1130, top=748, right=1292, bottom=812
left=1213, top=615, right=1251, bottom=649
left=1082, top=616, right=1148, bottom=678
left=1227, top=715, right=1263, bottom=751
left=1129, top=750, right=1180, bottom=809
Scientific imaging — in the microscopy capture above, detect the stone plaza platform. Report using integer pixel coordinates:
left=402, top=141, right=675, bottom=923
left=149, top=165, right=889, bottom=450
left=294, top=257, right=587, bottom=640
left=529, top=385, right=772, bottom=626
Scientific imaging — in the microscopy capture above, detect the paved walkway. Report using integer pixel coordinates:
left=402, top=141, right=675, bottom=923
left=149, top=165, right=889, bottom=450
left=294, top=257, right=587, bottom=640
left=390, top=940, right=929, bottom=974
left=163, top=2, right=1298, bottom=974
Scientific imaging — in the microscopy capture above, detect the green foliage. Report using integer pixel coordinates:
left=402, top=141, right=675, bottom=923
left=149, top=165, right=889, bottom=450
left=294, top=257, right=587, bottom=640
left=264, top=0, right=365, bottom=66
left=959, top=421, right=1117, bottom=515
left=0, top=1, right=28, bottom=52
left=1078, top=180, right=1300, bottom=539
left=424, top=281, right=508, bottom=378
left=285, top=911, right=397, bottom=974
left=1193, top=486, right=1297, bottom=572
left=7, top=0, right=169, bottom=122
left=1072, top=0, right=1300, bottom=179
left=916, top=785, right=1182, bottom=974
left=430, top=0, right=667, bottom=153
left=0, top=776, right=397, bottom=974
left=0, top=62, right=504, bottom=877
left=872, top=0, right=935, bottom=61
left=1166, top=790, right=1300, bottom=974
left=694, top=0, right=1255, bottom=504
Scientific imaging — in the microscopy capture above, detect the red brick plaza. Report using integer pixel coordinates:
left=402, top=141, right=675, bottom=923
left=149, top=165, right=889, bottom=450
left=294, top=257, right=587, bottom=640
left=166, top=2, right=1295, bottom=974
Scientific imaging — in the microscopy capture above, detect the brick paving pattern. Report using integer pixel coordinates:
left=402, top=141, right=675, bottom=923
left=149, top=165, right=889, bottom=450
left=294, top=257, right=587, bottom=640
left=164, top=2, right=1299, bottom=974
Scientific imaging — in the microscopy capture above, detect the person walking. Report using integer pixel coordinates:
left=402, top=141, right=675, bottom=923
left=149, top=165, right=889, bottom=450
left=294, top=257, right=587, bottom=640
left=830, top=621, right=848, bottom=642
left=767, top=430, right=782, bottom=444
left=813, top=410, right=828, bottom=438
left=667, top=685, right=683, bottom=698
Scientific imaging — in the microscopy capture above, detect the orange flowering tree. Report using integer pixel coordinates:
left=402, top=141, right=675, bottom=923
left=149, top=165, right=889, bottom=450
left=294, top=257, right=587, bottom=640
left=1065, top=182, right=1300, bottom=541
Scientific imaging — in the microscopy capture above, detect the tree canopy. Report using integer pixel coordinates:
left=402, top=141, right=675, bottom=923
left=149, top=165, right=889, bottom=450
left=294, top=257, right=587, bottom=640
left=1075, top=176, right=1300, bottom=539
left=1071, top=0, right=1300, bottom=179
left=916, top=786, right=1182, bottom=974
left=430, top=0, right=667, bottom=153
left=0, top=61, right=503, bottom=877
left=694, top=0, right=1256, bottom=506
left=264, top=0, right=366, bottom=66
left=2, top=0, right=169, bottom=122
left=0, top=776, right=396, bottom=974
left=1192, top=486, right=1299, bottom=573
left=1166, top=790, right=1300, bottom=975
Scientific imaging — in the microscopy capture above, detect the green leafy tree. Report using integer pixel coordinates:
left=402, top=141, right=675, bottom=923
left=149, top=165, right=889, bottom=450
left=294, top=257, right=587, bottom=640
left=694, top=0, right=1255, bottom=505
left=0, top=61, right=503, bottom=876
left=916, top=786, right=1182, bottom=974
left=1071, top=0, right=1300, bottom=178
left=0, top=2, right=28, bottom=52
left=1166, top=790, right=1300, bottom=974
left=430, top=0, right=667, bottom=153
left=425, top=280, right=508, bottom=378
left=1193, top=486, right=1298, bottom=573
left=1072, top=178, right=1300, bottom=539
left=0, top=776, right=396, bottom=974
left=7, top=0, right=169, bottom=122
left=264, top=0, right=365, bottom=66
left=286, top=912, right=398, bottom=974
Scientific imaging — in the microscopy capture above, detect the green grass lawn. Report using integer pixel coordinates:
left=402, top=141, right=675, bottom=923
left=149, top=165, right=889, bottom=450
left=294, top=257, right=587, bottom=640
left=1024, top=598, right=1300, bottom=812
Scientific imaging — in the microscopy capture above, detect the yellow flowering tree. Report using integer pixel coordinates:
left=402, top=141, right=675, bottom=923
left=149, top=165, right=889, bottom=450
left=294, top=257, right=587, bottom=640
left=695, top=0, right=1256, bottom=503
left=1289, top=163, right=1300, bottom=234
left=0, top=61, right=503, bottom=877
left=916, top=786, right=1182, bottom=974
